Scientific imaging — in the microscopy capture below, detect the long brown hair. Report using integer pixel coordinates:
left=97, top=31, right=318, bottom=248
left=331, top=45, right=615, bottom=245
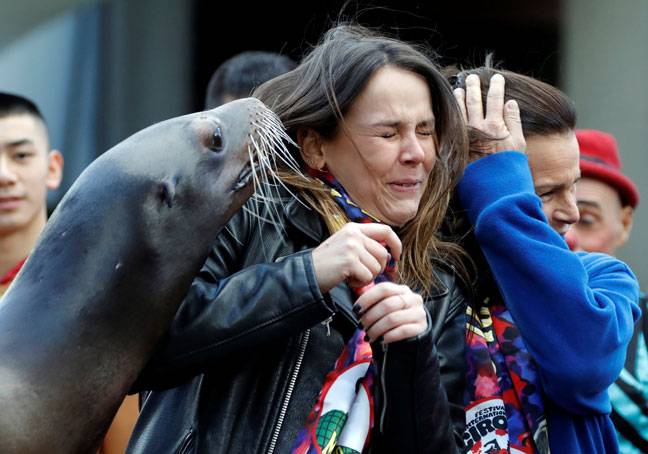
left=254, top=24, right=470, bottom=295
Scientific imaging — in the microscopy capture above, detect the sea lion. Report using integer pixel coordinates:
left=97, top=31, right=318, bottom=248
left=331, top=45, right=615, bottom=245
left=0, top=98, right=296, bottom=453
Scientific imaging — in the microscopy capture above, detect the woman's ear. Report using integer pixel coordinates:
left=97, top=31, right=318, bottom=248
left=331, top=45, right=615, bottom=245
left=297, top=129, right=326, bottom=170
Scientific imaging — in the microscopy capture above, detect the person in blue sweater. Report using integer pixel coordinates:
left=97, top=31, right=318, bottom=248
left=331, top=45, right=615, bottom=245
left=565, top=129, right=647, bottom=453
left=449, top=68, right=640, bottom=453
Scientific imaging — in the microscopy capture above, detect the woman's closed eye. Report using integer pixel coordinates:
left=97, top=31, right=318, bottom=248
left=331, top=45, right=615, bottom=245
left=377, top=129, right=397, bottom=139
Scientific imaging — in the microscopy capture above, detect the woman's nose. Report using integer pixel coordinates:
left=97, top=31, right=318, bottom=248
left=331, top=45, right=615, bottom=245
left=400, top=134, right=426, bottom=164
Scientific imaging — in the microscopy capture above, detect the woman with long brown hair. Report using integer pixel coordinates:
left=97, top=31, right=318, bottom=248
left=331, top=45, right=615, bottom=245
left=128, top=25, right=471, bottom=453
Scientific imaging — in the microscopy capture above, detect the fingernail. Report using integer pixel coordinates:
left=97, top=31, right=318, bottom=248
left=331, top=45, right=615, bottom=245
left=352, top=303, right=362, bottom=315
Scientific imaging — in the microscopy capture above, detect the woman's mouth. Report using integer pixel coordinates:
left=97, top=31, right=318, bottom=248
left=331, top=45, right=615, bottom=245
left=388, top=180, right=422, bottom=193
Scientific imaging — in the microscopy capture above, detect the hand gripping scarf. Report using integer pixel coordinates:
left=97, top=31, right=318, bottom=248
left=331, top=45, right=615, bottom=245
left=291, top=171, right=396, bottom=454
left=464, top=294, right=550, bottom=454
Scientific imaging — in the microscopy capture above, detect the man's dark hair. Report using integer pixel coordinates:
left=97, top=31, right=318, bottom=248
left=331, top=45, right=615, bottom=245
left=0, top=92, right=45, bottom=123
left=205, top=51, right=297, bottom=109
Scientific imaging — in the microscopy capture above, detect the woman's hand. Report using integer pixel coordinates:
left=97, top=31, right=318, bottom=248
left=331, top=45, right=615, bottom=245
left=354, top=282, right=427, bottom=344
left=312, top=223, right=402, bottom=293
left=453, top=73, right=526, bottom=154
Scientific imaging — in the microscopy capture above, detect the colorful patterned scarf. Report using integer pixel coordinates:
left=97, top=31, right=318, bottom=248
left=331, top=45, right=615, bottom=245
left=291, top=171, right=396, bottom=454
left=464, top=294, right=550, bottom=454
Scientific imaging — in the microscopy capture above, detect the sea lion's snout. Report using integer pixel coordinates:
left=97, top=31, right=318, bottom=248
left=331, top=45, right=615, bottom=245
left=202, top=98, right=286, bottom=194
left=182, top=98, right=297, bottom=208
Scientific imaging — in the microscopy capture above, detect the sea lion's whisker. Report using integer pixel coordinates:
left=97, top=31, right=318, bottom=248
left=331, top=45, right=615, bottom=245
left=246, top=144, right=264, bottom=225
left=245, top=106, right=313, bottom=243
left=248, top=132, right=304, bottom=206
left=251, top=138, right=308, bottom=207
left=254, top=113, right=293, bottom=143
left=247, top=136, right=286, bottom=235
left=252, top=122, right=302, bottom=175
left=256, top=108, right=295, bottom=139
left=223, top=225, right=245, bottom=247
left=241, top=205, right=285, bottom=228
left=254, top=118, right=301, bottom=171
left=253, top=181, right=282, bottom=189
left=249, top=127, right=277, bottom=173
left=253, top=113, right=298, bottom=153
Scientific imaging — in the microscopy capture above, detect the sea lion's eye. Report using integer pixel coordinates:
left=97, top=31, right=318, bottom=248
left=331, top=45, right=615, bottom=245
left=210, top=127, right=224, bottom=152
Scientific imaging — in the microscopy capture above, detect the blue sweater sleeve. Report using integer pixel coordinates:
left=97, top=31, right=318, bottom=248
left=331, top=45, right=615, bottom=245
left=458, top=151, right=640, bottom=415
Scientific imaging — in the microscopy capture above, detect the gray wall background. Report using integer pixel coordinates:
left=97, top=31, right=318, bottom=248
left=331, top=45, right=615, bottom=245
left=564, top=0, right=648, bottom=286
left=0, top=0, right=193, bottom=202
left=0, top=6, right=99, bottom=202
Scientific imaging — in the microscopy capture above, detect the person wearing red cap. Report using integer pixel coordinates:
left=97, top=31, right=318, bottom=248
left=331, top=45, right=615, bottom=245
left=566, top=129, right=647, bottom=453
left=566, top=129, right=639, bottom=253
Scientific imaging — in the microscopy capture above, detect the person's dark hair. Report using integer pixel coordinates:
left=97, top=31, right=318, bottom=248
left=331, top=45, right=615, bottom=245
left=0, top=92, right=45, bottom=123
left=449, top=66, right=576, bottom=141
left=205, top=51, right=297, bottom=109
left=446, top=66, right=578, bottom=294
left=254, top=24, right=470, bottom=295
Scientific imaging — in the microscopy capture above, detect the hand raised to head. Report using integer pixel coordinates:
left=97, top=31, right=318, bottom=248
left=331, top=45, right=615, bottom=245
left=453, top=73, right=526, bottom=155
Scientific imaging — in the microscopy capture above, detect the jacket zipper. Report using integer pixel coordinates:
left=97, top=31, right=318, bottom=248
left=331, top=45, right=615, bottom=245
left=267, top=329, right=311, bottom=454
left=379, top=343, right=389, bottom=432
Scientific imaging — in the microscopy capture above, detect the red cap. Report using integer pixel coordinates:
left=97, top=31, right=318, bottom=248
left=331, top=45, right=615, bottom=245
left=576, top=129, right=640, bottom=208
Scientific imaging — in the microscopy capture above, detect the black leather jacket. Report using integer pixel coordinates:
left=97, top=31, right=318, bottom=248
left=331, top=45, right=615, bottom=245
left=128, top=195, right=467, bottom=453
